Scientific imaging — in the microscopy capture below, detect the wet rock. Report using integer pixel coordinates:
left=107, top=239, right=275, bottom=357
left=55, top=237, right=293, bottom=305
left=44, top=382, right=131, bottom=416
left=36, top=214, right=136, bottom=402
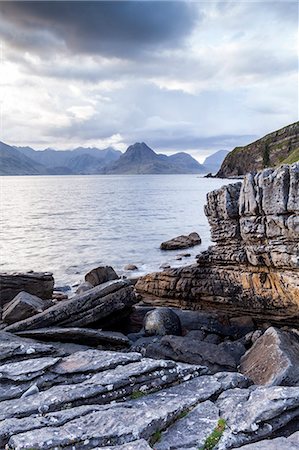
left=0, top=272, right=54, bottom=306
left=240, top=327, right=299, bottom=386
left=84, top=265, right=119, bottom=287
left=75, top=281, right=94, bottom=295
left=2, top=292, right=51, bottom=324
left=4, top=281, right=136, bottom=332
left=144, top=308, right=182, bottom=336
left=16, top=327, right=130, bottom=348
left=160, top=232, right=201, bottom=250
left=124, top=264, right=138, bottom=271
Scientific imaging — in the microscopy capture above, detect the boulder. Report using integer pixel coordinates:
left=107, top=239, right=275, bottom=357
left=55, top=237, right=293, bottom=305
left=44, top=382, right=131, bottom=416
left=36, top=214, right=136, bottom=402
left=240, top=327, right=299, bottom=386
left=160, top=232, right=201, bottom=250
left=143, top=308, right=182, bottom=336
left=84, top=266, right=119, bottom=287
left=2, top=292, right=51, bottom=324
left=4, top=281, right=136, bottom=333
left=124, top=264, right=138, bottom=271
left=0, top=272, right=54, bottom=306
left=75, top=281, right=94, bottom=295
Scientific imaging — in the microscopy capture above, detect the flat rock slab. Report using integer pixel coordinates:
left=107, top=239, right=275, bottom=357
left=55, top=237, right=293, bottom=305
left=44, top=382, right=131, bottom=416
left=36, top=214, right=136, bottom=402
left=238, top=431, right=299, bottom=449
left=0, top=272, right=54, bottom=306
left=160, top=232, right=201, bottom=250
left=4, top=281, right=135, bottom=332
left=16, top=327, right=130, bottom=348
left=240, top=327, right=299, bottom=386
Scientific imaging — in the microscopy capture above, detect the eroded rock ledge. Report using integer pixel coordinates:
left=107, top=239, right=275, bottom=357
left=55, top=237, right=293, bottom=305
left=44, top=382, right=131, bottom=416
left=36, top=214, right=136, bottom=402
left=136, top=163, right=299, bottom=325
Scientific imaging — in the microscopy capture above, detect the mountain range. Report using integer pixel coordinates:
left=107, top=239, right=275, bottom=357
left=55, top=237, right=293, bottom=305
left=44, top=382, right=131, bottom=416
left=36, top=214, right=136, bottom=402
left=0, top=141, right=228, bottom=176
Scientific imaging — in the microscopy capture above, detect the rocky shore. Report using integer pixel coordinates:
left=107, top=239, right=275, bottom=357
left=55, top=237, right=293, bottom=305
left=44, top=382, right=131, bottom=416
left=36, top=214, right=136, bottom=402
left=0, top=162, right=298, bottom=449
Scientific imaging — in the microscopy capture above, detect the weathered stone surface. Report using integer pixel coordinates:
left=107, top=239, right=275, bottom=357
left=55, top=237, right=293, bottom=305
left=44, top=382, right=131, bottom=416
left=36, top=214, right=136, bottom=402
left=156, top=400, right=219, bottom=450
left=160, top=232, right=201, bottom=250
left=16, top=327, right=130, bottom=348
left=4, top=281, right=136, bottom=332
left=85, top=266, right=119, bottom=286
left=144, top=307, right=182, bottom=336
left=0, top=356, right=60, bottom=381
left=136, top=164, right=299, bottom=325
left=237, top=432, right=299, bottom=450
left=0, top=272, right=54, bottom=306
left=75, top=281, right=93, bottom=294
left=100, top=440, right=152, bottom=450
left=2, top=291, right=51, bottom=324
left=145, top=335, right=240, bottom=372
left=0, top=331, right=58, bottom=363
left=216, top=385, right=299, bottom=449
left=240, top=327, right=299, bottom=386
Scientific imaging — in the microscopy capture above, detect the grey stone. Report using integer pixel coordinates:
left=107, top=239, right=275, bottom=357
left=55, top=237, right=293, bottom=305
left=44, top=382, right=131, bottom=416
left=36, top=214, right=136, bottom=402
left=0, top=272, right=54, bottom=306
left=160, top=232, right=201, bottom=250
left=240, top=327, right=299, bottom=385
left=0, top=356, right=60, bottom=381
left=21, top=384, right=39, bottom=398
left=85, top=265, right=119, bottom=286
left=124, top=264, right=138, bottom=271
left=75, top=281, right=94, bottom=294
left=144, top=308, right=182, bottom=336
left=238, top=431, right=299, bottom=450
left=2, top=291, right=51, bottom=324
left=100, top=440, right=152, bottom=450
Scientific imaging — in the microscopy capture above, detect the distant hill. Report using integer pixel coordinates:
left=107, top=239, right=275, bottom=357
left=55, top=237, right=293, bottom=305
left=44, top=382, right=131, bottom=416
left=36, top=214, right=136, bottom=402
left=0, top=142, right=47, bottom=175
left=217, top=122, right=299, bottom=178
left=203, top=150, right=229, bottom=174
left=102, top=142, right=206, bottom=174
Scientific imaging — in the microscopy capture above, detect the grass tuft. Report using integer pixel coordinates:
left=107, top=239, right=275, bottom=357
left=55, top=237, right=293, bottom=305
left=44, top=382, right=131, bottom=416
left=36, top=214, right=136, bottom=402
left=198, top=418, right=226, bottom=450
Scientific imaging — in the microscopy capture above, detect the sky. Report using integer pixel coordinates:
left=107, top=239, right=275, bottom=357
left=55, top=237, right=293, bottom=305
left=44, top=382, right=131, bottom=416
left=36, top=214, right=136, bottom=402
left=0, top=1, right=298, bottom=162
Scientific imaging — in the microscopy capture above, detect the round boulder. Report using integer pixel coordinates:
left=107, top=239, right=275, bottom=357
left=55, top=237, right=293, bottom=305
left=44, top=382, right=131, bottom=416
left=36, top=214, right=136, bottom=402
left=143, top=308, right=182, bottom=336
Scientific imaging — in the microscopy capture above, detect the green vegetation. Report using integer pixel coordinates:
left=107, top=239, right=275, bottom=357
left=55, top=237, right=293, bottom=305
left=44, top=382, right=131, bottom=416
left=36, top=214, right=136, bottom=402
left=262, top=141, right=270, bottom=167
left=150, top=430, right=162, bottom=446
left=280, top=147, right=299, bottom=165
left=130, top=390, right=145, bottom=400
left=199, top=418, right=226, bottom=450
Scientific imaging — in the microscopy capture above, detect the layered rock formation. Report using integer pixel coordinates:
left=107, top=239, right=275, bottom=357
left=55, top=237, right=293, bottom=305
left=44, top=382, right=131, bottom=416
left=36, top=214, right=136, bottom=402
left=217, top=121, right=299, bottom=177
left=136, top=163, right=299, bottom=325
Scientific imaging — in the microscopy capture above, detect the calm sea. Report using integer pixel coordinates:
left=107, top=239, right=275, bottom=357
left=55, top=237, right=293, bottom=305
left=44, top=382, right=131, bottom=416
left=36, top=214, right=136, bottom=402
left=0, top=175, right=233, bottom=288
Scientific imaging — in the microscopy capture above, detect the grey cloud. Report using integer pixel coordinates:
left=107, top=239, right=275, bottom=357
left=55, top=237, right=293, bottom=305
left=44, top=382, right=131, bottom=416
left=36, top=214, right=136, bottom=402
left=0, top=1, right=198, bottom=58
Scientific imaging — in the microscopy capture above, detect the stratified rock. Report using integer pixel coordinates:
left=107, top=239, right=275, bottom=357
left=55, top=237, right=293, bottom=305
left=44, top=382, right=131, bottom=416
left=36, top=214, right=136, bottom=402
left=4, top=281, right=136, bottom=332
left=240, top=327, right=299, bottom=386
left=136, top=164, right=299, bottom=326
left=160, top=232, right=201, bottom=250
left=144, top=308, right=182, bottom=336
left=237, top=432, right=299, bottom=450
left=75, top=281, right=94, bottom=295
left=145, top=335, right=241, bottom=372
left=85, top=266, right=119, bottom=286
left=16, top=327, right=130, bottom=348
left=2, top=292, right=51, bottom=324
left=0, top=272, right=54, bottom=306
left=216, top=385, right=299, bottom=449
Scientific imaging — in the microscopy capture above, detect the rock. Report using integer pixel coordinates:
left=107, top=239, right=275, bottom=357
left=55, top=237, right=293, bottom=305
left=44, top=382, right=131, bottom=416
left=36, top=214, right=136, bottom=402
left=204, top=333, right=222, bottom=344
left=100, top=440, right=152, bottom=450
left=2, top=292, right=51, bottom=324
left=124, top=264, right=138, bottom=271
left=240, top=327, right=299, bottom=386
left=4, top=281, right=136, bottom=332
left=145, top=335, right=238, bottom=372
left=75, top=281, right=94, bottom=295
left=0, top=272, right=54, bottom=306
left=177, top=252, right=191, bottom=257
left=143, top=308, right=182, bottom=336
left=84, top=265, right=119, bottom=287
left=237, top=432, right=299, bottom=450
left=160, top=232, right=201, bottom=250
left=216, top=385, right=299, bottom=449
left=160, top=263, right=171, bottom=269
left=52, top=291, right=68, bottom=301
left=131, top=336, right=162, bottom=354
left=136, top=164, right=299, bottom=326
left=16, top=327, right=130, bottom=348
left=21, top=384, right=39, bottom=398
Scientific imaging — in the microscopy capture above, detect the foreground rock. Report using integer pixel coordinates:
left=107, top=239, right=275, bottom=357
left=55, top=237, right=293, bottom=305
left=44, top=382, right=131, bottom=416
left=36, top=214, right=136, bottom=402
left=85, top=265, right=119, bottom=286
left=240, top=327, right=299, bottom=386
left=160, top=232, right=201, bottom=250
left=0, top=272, right=54, bottom=306
left=2, top=291, right=51, bottom=324
left=238, top=432, right=299, bottom=449
left=3, top=280, right=136, bottom=332
left=143, top=307, right=182, bottom=336
left=137, top=164, right=299, bottom=325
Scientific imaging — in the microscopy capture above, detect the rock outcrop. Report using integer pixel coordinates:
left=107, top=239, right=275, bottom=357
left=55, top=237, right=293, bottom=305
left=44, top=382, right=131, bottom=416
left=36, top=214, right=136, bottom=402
left=136, top=163, right=299, bottom=325
left=217, top=121, right=299, bottom=177
left=160, top=232, right=201, bottom=250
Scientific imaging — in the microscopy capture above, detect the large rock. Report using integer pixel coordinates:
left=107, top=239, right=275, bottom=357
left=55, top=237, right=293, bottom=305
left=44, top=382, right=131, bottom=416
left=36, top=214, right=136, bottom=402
left=160, top=232, right=201, bottom=250
left=0, top=272, right=54, bottom=306
left=85, top=266, right=119, bottom=286
left=3, top=281, right=136, bottom=332
left=237, top=432, right=299, bottom=450
left=2, top=291, right=51, bottom=324
left=143, top=308, right=182, bottom=336
left=240, top=327, right=299, bottom=386
left=136, top=164, right=299, bottom=326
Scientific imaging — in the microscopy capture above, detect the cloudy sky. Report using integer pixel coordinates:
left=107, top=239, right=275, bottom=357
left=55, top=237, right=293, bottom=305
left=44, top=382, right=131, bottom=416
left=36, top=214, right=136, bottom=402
left=0, top=1, right=298, bottom=161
